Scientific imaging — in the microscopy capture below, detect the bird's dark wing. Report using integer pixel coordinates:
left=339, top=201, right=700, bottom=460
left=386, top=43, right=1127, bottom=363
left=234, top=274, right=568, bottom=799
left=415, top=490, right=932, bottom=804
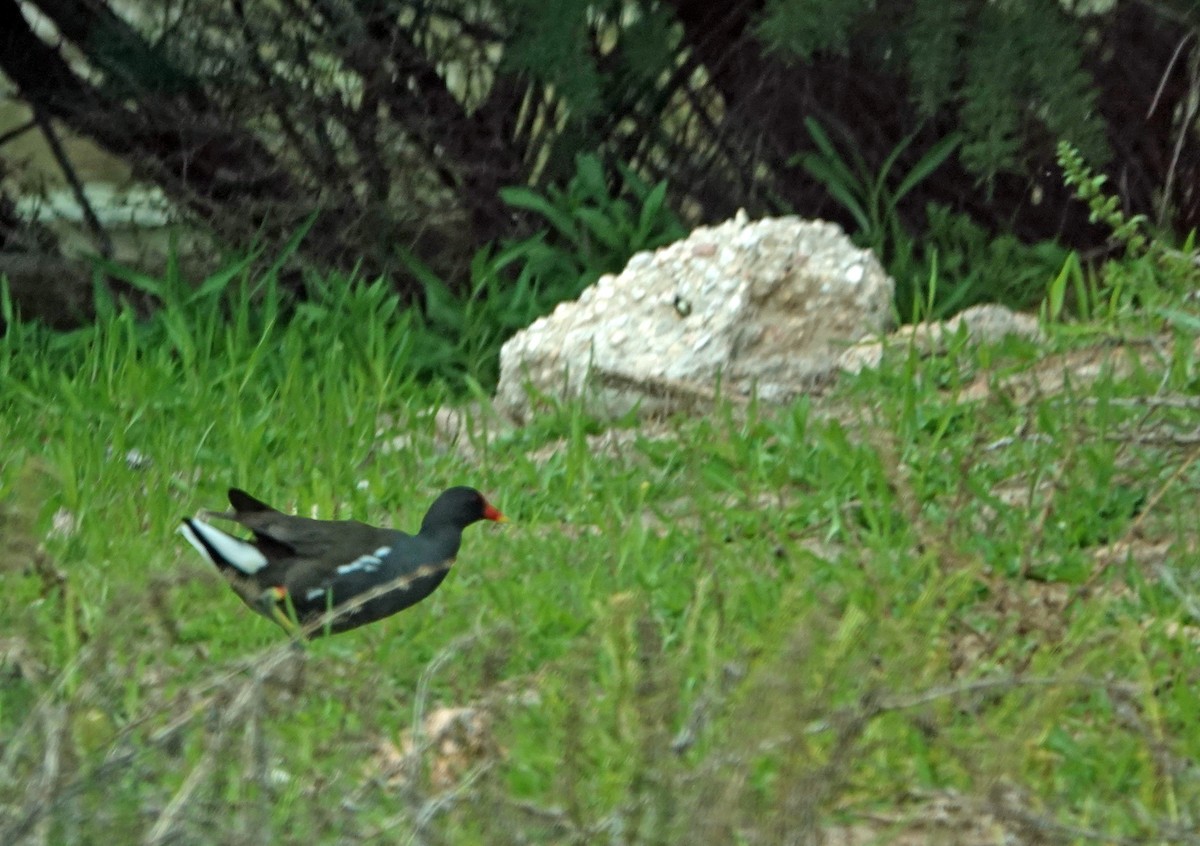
left=208, top=488, right=398, bottom=558
left=285, top=534, right=451, bottom=630
left=241, top=515, right=393, bottom=557
left=228, top=488, right=275, bottom=513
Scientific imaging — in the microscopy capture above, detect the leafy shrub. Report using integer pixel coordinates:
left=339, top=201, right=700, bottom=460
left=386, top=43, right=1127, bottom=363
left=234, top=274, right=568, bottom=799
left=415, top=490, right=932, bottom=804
left=1046, top=142, right=1199, bottom=322
left=793, top=116, right=1075, bottom=321
left=762, top=0, right=1109, bottom=178
left=897, top=204, right=1069, bottom=320
left=401, top=153, right=685, bottom=386
left=794, top=116, right=961, bottom=268
left=499, top=153, right=686, bottom=282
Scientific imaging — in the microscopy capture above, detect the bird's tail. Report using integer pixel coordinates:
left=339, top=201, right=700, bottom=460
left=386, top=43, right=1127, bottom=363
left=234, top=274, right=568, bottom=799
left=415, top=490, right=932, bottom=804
left=179, top=518, right=269, bottom=575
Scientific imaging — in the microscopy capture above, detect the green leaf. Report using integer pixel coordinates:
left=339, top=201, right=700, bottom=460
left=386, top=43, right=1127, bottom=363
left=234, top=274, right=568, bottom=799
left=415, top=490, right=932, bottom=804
left=0, top=275, right=13, bottom=327
left=893, top=131, right=962, bottom=204
left=90, top=254, right=166, bottom=301
left=637, top=181, right=668, bottom=244
left=500, top=187, right=580, bottom=243
left=423, top=279, right=463, bottom=332
left=1156, top=307, right=1200, bottom=333
left=395, top=245, right=444, bottom=289
left=261, top=211, right=317, bottom=284
left=576, top=207, right=625, bottom=253
left=803, top=117, right=858, bottom=188
left=492, top=237, right=545, bottom=272
left=800, top=155, right=869, bottom=231
left=188, top=253, right=257, bottom=305
left=91, top=271, right=115, bottom=323
left=573, top=154, right=608, bottom=202
left=616, top=161, right=653, bottom=200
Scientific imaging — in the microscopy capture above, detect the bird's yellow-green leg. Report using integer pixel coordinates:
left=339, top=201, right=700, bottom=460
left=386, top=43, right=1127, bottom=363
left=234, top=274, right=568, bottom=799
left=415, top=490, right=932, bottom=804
left=257, top=586, right=302, bottom=636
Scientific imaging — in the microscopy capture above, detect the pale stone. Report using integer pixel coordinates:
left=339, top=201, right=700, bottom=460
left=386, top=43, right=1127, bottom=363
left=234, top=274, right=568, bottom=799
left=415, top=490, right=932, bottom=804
left=495, top=215, right=894, bottom=420
left=836, top=304, right=1044, bottom=375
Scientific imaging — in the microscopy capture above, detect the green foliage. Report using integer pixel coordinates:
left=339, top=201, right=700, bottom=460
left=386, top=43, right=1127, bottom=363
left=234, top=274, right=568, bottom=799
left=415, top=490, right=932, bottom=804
left=499, top=153, right=686, bottom=280
left=1048, top=142, right=1200, bottom=322
left=905, top=0, right=969, bottom=117
left=400, top=153, right=685, bottom=386
left=899, top=204, right=1070, bottom=319
left=399, top=238, right=570, bottom=387
left=789, top=119, right=1068, bottom=321
left=794, top=117, right=961, bottom=265
left=1057, top=141, right=1148, bottom=255
left=760, top=0, right=1110, bottom=178
left=5, top=257, right=1200, bottom=840
left=889, top=142, right=1195, bottom=328
left=620, top=4, right=683, bottom=82
left=958, top=2, right=1107, bottom=176
left=500, top=0, right=604, bottom=118
left=758, top=0, right=868, bottom=58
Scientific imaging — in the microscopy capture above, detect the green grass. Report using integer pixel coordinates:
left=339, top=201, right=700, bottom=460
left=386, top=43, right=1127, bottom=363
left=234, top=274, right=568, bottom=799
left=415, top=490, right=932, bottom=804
left=3, top=258, right=1200, bottom=844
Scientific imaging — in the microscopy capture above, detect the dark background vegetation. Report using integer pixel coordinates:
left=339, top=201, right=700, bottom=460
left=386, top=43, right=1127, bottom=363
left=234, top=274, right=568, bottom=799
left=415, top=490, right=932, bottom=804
left=1, top=0, right=1198, bottom=338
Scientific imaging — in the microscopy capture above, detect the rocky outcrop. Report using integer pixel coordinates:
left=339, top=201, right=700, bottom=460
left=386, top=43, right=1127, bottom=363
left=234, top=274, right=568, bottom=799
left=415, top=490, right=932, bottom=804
left=496, top=213, right=894, bottom=421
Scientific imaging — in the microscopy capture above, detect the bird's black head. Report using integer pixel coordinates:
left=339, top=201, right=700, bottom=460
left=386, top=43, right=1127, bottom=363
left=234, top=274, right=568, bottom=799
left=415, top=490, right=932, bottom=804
left=421, top=486, right=506, bottom=533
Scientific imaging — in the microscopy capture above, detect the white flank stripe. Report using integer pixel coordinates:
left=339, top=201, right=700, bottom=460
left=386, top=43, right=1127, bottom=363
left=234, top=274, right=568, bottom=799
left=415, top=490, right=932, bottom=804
left=335, top=545, right=391, bottom=576
left=184, top=519, right=269, bottom=574
left=306, top=587, right=329, bottom=601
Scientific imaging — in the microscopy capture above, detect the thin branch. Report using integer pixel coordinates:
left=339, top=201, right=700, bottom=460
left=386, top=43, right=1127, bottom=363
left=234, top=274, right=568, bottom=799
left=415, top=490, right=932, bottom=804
left=803, top=674, right=1141, bottom=736
left=1147, top=31, right=1194, bottom=118
left=32, top=105, right=112, bottom=258
left=1163, top=47, right=1200, bottom=228
left=0, top=117, right=36, bottom=148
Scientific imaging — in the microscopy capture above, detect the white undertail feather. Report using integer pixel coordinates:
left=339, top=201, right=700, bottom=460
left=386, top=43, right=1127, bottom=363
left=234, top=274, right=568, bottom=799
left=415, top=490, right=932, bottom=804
left=179, top=519, right=269, bottom=574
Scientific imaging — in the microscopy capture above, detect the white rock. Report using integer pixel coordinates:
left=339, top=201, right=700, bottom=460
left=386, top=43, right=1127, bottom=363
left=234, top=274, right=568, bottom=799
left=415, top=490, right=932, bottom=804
left=836, top=304, right=1044, bottom=375
left=495, top=215, right=894, bottom=420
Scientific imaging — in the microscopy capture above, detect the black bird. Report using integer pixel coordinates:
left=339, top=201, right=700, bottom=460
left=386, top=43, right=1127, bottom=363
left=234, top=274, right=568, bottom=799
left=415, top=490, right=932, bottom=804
left=180, top=487, right=505, bottom=636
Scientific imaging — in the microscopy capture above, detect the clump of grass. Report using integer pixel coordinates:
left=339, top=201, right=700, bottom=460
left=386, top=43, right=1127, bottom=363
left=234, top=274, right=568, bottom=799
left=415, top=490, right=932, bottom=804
left=1046, top=142, right=1200, bottom=324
